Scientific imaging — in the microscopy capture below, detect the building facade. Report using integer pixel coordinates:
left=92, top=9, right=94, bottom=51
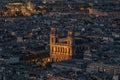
left=50, top=27, right=91, bottom=62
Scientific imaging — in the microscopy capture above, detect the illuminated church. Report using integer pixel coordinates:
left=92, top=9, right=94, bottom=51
left=50, top=27, right=93, bottom=62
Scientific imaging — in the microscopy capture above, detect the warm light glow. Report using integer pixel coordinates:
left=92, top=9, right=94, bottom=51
left=50, top=27, right=73, bottom=62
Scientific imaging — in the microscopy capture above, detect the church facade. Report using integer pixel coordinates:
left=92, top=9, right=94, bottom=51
left=50, top=27, right=91, bottom=62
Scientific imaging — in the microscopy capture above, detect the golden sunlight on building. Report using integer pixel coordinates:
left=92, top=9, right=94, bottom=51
left=50, top=27, right=73, bottom=62
left=26, top=1, right=34, bottom=11
left=1, top=1, right=42, bottom=16
left=49, top=27, right=92, bottom=62
left=80, top=7, right=84, bottom=10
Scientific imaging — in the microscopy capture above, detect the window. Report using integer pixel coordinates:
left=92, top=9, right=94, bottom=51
left=51, top=47, right=54, bottom=53
left=68, top=48, right=70, bottom=54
